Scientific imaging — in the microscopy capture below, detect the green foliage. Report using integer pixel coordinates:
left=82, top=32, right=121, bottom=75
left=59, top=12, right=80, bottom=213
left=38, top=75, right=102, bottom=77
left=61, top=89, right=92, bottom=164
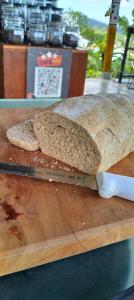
left=82, top=27, right=95, bottom=42
left=64, top=9, right=89, bottom=32
left=86, top=49, right=102, bottom=77
left=132, top=9, right=134, bottom=23
left=66, top=8, right=134, bottom=78
left=118, top=16, right=129, bottom=33
left=81, top=26, right=107, bottom=78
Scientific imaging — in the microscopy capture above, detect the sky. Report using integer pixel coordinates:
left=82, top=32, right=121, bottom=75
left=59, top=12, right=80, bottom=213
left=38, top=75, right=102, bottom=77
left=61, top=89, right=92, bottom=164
left=58, top=0, right=134, bottom=24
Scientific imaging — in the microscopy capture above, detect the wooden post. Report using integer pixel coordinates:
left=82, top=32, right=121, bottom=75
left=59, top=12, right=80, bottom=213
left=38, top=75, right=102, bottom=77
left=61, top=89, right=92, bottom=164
left=103, top=0, right=121, bottom=79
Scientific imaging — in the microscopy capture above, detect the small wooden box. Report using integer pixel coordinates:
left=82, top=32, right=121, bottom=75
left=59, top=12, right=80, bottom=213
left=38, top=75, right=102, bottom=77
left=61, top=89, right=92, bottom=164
left=0, top=44, right=88, bottom=99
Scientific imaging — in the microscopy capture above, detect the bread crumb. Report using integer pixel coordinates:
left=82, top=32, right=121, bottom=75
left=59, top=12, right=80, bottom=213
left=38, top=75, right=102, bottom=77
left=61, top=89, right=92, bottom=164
left=33, top=157, right=37, bottom=162
left=33, top=157, right=45, bottom=164
left=64, top=167, right=71, bottom=171
left=9, top=157, right=13, bottom=161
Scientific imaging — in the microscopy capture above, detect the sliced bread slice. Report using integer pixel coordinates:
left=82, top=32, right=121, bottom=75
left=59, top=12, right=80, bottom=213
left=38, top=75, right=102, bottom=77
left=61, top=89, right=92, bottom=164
left=7, top=119, right=39, bottom=151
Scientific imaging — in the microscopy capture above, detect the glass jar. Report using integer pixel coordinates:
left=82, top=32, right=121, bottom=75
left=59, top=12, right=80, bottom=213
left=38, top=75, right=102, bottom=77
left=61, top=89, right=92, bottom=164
left=4, top=27, right=24, bottom=43
left=33, top=0, right=46, bottom=7
left=1, top=3, right=14, bottom=15
left=46, top=0, right=57, bottom=7
left=43, top=5, right=53, bottom=23
left=47, top=19, right=63, bottom=47
left=27, top=23, right=46, bottom=45
left=26, top=0, right=35, bottom=5
left=1, top=0, right=10, bottom=3
left=52, top=7, right=63, bottom=17
left=63, top=26, right=79, bottom=48
left=1, top=5, right=25, bottom=18
left=2, top=16, right=24, bottom=44
left=2, top=0, right=10, bottom=3
left=13, top=0, right=26, bottom=4
left=27, top=8, right=45, bottom=25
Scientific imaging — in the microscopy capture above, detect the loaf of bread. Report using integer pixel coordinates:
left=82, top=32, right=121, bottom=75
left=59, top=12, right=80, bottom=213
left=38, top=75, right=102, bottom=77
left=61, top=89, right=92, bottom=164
left=7, top=119, right=39, bottom=151
left=34, top=94, right=134, bottom=174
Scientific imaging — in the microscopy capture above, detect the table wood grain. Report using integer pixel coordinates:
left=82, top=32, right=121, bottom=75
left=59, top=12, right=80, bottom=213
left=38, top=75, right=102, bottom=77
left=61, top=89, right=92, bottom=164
left=0, top=108, right=133, bottom=276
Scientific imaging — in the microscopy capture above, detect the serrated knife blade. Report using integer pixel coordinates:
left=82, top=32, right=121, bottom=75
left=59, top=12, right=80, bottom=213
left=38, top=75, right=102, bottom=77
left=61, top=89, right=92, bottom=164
left=0, top=162, right=97, bottom=190
left=0, top=162, right=133, bottom=201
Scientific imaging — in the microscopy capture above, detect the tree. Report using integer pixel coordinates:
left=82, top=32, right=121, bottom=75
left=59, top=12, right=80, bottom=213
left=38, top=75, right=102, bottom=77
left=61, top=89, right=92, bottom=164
left=118, top=7, right=134, bottom=33
left=118, top=16, right=129, bottom=33
left=65, top=8, right=134, bottom=78
left=132, top=9, right=134, bottom=23
left=64, top=9, right=89, bottom=33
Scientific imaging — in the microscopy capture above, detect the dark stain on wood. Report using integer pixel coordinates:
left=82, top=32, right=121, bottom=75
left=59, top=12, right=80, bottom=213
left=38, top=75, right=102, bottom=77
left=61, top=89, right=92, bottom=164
left=0, top=201, right=23, bottom=221
left=9, top=225, right=23, bottom=241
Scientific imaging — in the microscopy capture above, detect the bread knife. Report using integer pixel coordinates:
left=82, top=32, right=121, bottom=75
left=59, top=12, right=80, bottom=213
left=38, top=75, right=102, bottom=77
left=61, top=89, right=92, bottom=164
left=0, top=162, right=133, bottom=201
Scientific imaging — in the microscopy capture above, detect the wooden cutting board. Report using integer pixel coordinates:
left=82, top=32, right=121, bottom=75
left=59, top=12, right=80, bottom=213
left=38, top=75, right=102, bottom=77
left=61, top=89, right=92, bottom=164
left=0, top=108, right=133, bottom=276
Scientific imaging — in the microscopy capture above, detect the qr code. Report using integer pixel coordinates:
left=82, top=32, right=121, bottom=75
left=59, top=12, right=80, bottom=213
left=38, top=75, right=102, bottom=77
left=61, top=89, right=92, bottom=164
left=34, top=67, right=63, bottom=98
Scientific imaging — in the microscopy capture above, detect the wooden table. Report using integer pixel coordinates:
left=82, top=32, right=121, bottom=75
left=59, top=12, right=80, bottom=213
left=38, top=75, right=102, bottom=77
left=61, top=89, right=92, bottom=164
left=0, top=44, right=88, bottom=99
left=0, top=108, right=133, bottom=276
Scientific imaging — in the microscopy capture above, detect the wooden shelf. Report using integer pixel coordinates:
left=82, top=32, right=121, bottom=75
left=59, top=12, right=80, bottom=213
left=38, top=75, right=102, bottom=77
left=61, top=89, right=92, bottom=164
left=0, top=44, right=88, bottom=99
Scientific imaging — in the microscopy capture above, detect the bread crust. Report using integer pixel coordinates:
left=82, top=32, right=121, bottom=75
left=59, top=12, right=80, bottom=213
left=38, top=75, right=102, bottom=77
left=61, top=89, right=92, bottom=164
left=34, top=94, right=134, bottom=174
